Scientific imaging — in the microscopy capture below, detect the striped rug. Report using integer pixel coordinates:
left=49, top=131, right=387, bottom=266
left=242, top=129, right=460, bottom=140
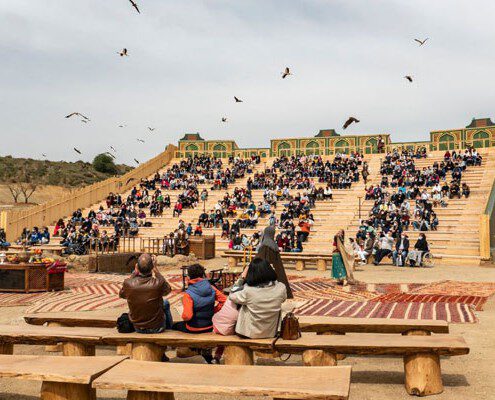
left=371, top=293, right=489, bottom=311
left=411, top=280, right=495, bottom=297
left=294, top=299, right=478, bottom=323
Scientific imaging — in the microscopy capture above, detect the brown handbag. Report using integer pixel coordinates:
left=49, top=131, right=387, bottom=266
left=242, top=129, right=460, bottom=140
left=280, top=312, right=301, bottom=340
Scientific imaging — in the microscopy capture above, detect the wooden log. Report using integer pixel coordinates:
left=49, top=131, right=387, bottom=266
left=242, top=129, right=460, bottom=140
left=228, top=256, right=238, bottom=268
left=175, top=347, right=198, bottom=358
left=131, top=342, right=164, bottom=362
left=316, top=259, right=327, bottom=272
left=404, top=352, right=443, bottom=396
left=223, top=345, right=254, bottom=365
left=127, top=391, right=174, bottom=400
left=254, top=350, right=280, bottom=359
left=302, top=349, right=337, bottom=366
left=403, top=327, right=443, bottom=396
left=117, top=343, right=133, bottom=356
left=45, top=322, right=63, bottom=353
left=295, top=260, right=305, bottom=271
left=0, top=343, right=13, bottom=355
left=40, top=381, right=95, bottom=400
left=62, top=342, right=95, bottom=357
left=317, top=330, right=346, bottom=361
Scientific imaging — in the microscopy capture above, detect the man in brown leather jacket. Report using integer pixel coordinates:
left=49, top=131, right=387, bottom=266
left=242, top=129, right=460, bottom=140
left=119, top=253, right=173, bottom=333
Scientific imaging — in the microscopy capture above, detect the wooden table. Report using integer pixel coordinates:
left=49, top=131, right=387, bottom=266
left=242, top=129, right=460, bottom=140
left=0, top=262, right=66, bottom=293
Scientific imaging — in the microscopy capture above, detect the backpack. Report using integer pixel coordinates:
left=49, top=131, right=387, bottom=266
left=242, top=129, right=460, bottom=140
left=117, top=313, right=135, bottom=333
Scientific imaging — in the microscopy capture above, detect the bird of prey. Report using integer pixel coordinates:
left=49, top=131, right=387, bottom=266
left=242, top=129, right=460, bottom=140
left=118, top=124, right=126, bottom=128
left=73, top=148, right=82, bottom=154
left=281, top=67, right=292, bottom=79
left=110, top=146, right=117, bottom=152
left=134, top=158, right=140, bottom=164
left=118, top=48, right=128, bottom=57
left=234, top=96, right=243, bottom=103
left=129, top=0, right=140, bottom=13
left=66, top=112, right=89, bottom=120
left=342, top=117, right=360, bottom=130
left=221, top=117, right=227, bottom=122
left=42, top=154, right=47, bottom=158
left=414, top=38, right=429, bottom=46
left=137, top=139, right=145, bottom=143
left=148, top=127, right=155, bottom=132
left=404, top=75, right=413, bottom=82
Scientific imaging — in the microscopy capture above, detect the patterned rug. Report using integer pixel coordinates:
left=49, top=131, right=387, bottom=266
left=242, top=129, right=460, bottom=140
left=411, top=280, right=495, bottom=297
left=371, top=293, right=489, bottom=311
left=294, top=299, right=478, bottom=323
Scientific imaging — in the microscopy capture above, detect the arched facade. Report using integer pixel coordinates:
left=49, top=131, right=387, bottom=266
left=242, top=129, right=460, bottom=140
left=473, top=131, right=490, bottom=148
left=364, top=138, right=378, bottom=154
left=438, top=133, right=455, bottom=151
left=305, top=141, right=320, bottom=155
left=334, top=139, right=350, bottom=154
left=278, top=141, right=292, bottom=157
left=185, top=143, right=198, bottom=158
left=213, top=143, right=227, bottom=158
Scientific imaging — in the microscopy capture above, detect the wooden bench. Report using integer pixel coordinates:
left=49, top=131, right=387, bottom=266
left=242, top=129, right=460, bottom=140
left=25, top=312, right=449, bottom=335
left=222, top=250, right=332, bottom=271
left=0, top=355, right=126, bottom=400
left=93, top=360, right=351, bottom=400
left=0, top=325, right=113, bottom=356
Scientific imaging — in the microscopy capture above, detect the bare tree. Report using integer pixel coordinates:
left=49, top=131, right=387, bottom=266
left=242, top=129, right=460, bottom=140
left=19, top=182, right=38, bottom=204
left=7, top=183, right=22, bottom=203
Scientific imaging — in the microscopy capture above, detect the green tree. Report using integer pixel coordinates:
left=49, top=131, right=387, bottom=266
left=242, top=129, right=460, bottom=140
left=92, top=153, right=117, bottom=174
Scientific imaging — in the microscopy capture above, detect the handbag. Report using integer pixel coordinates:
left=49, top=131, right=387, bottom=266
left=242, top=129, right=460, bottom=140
left=116, top=313, right=135, bottom=333
left=279, top=312, right=301, bottom=340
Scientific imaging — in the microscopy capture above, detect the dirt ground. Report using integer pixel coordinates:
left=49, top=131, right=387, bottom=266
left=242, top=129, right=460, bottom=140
left=0, top=261, right=494, bottom=400
left=0, top=184, right=70, bottom=209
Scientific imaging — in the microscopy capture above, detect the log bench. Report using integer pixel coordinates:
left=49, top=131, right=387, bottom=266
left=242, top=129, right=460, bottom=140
left=0, top=355, right=126, bottom=400
left=221, top=250, right=332, bottom=271
left=25, top=312, right=450, bottom=335
left=93, top=360, right=352, bottom=400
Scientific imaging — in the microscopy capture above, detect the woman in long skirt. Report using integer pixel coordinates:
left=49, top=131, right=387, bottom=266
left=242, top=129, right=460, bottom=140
left=331, top=230, right=356, bottom=285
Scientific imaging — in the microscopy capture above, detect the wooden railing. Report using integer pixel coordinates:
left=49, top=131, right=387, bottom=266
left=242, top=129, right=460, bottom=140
left=481, top=178, right=495, bottom=260
left=1, top=144, right=177, bottom=242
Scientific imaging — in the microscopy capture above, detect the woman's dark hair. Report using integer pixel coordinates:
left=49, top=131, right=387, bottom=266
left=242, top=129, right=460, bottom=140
left=187, top=264, right=206, bottom=279
left=245, top=258, right=278, bottom=287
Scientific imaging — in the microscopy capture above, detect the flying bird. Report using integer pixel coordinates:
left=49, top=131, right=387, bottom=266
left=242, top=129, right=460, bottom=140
left=118, top=48, right=128, bottom=57
left=134, top=159, right=140, bottom=164
left=129, top=0, right=140, bottom=13
left=118, top=124, right=126, bottom=128
left=221, top=117, right=227, bottom=122
left=73, top=148, right=82, bottom=154
left=42, top=154, right=47, bottom=158
left=66, top=112, right=89, bottom=120
left=81, top=119, right=88, bottom=123
left=234, top=96, right=243, bottom=103
left=110, top=146, right=117, bottom=152
left=281, top=67, right=292, bottom=79
left=137, top=139, right=145, bottom=143
left=414, top=38, right=429, bottom=46
left=404, top=75, right=413, bottom=82
left=126, top=178, right=135, bottom=185
left=342, top=117, right=360, bottom=130
left=148, top=127, right=155, bottom=132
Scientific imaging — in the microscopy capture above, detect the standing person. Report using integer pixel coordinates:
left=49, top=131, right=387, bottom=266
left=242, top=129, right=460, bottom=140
left=119, top=253, right=173, bottom=334
left=257, top=226, right=293, bottom=298
left=331, top=230, right=355, bottom=285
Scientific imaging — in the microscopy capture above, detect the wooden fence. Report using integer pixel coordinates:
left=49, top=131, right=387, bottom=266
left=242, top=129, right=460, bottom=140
left=1, top=144, right=177, bottom=242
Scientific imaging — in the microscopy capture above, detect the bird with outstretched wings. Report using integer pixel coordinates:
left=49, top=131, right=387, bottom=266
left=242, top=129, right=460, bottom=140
left=414, top=38, right=428, bottom=46
left=137, top=139, right=145, bottom=143
left=221, top=117, right=227, bottom=122
left=342, top=117, right=360, bottom=130
left=234, top=96, right=243, bottom=103
left=129, top=0, right=140, bottom=13
left=73, top=148, right=82, bottom=154
left=110, top=146, right=117, bottom=152
left=66, top=112, right=89, bottom=120
left=404, top=75, right=413, bottom=82
left=134, top=159, right=140, bottom=164
left=282, top=67, right=291, bottom=79
left=148, top=127, right=155, bottom=132
left=118, top=48, right=128, bottom=57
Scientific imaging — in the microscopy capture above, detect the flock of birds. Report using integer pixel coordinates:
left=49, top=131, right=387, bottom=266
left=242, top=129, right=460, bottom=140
left=57, top=1, right=429, bottom=165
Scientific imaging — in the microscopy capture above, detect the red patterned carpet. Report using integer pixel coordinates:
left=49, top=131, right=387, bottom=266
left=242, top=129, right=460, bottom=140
left=0, top=273, right=493, bottom=324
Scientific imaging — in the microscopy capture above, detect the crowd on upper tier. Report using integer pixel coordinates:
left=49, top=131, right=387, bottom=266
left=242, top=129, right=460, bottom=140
left=353, top=147, right=482, bottom=266
left=249, top=153, right=366, bottom=190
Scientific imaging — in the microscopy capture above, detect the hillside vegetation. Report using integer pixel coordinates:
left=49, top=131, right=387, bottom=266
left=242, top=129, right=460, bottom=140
left=0, top=155, right=133, bottom=188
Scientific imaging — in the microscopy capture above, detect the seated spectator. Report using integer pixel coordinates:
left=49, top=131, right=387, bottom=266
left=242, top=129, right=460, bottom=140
left=0, top=228, right=10, bottom=249
left=407, top=233, right=429, bottom=267
left=194, top=224, right=203, bottom=236
left=119, top=254, right=173, bottom=334
left=392, top=232, right=409, bottom=266
left=373, top=232, right=394, bottom=265
left=462, top=183, right=470, bottom=198
left=40, top=226, right=50, bottom=244
left=229, top=258, right=287, bottom=339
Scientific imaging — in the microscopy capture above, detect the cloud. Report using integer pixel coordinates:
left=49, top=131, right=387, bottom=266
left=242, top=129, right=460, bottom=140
left=0, top=0, right=494, bottom=163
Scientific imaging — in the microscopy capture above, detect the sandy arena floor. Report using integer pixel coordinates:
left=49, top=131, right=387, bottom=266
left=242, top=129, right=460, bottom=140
left=0, top=261, right=494, bottom=400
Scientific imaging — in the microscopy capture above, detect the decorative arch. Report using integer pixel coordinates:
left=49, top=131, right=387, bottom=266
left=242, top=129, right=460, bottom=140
left=364, top=138, right=378, bottom=154
left=334, top=139, right=350, bottom=154
left=212, top=143, right=227, bottom=158
left=277, top=141, right=292, bottom=156
left=473, top=131, right=490, bottom=148
left=305, top=141, right=320, bottom=155
left=438, top=133, right=455, bottom=151
left=185, top=144, right=198, bottom=151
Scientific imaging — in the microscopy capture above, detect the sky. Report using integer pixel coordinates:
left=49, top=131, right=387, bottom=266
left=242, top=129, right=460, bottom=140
left=1, top=0, right=495, bottom=165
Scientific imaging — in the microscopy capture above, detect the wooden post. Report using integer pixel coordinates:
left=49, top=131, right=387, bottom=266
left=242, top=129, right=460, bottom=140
left=41, top=381, right=95, bottom=400
left=0, top=343, right=13, bottom=355
left=176, top=347, right=198, bottom=358
left=131, top=342, right=164, bottom=362
left=403, top=329, right=443, bottom=396
left=295, top=260, right=305, bottom=271
left=302, top=349, right=337, bottom=366
left=62, top=342, right=95, bottom=357
left=316, top=259, right=327, bottom=272
left=45, top=322, right=63, bottom=352
left=480, top=214, right=491, bottom=261
left=223, top=345, right=254, bottom=365
left=117, top=343, right=133, bottom=356
left=228, top=256, right=238, bottom=269
left=127, top=391, right=174, bottom=400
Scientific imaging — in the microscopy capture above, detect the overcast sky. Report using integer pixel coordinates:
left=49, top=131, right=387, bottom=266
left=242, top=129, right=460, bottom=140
left=1, top=1, right=494, bottom=164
